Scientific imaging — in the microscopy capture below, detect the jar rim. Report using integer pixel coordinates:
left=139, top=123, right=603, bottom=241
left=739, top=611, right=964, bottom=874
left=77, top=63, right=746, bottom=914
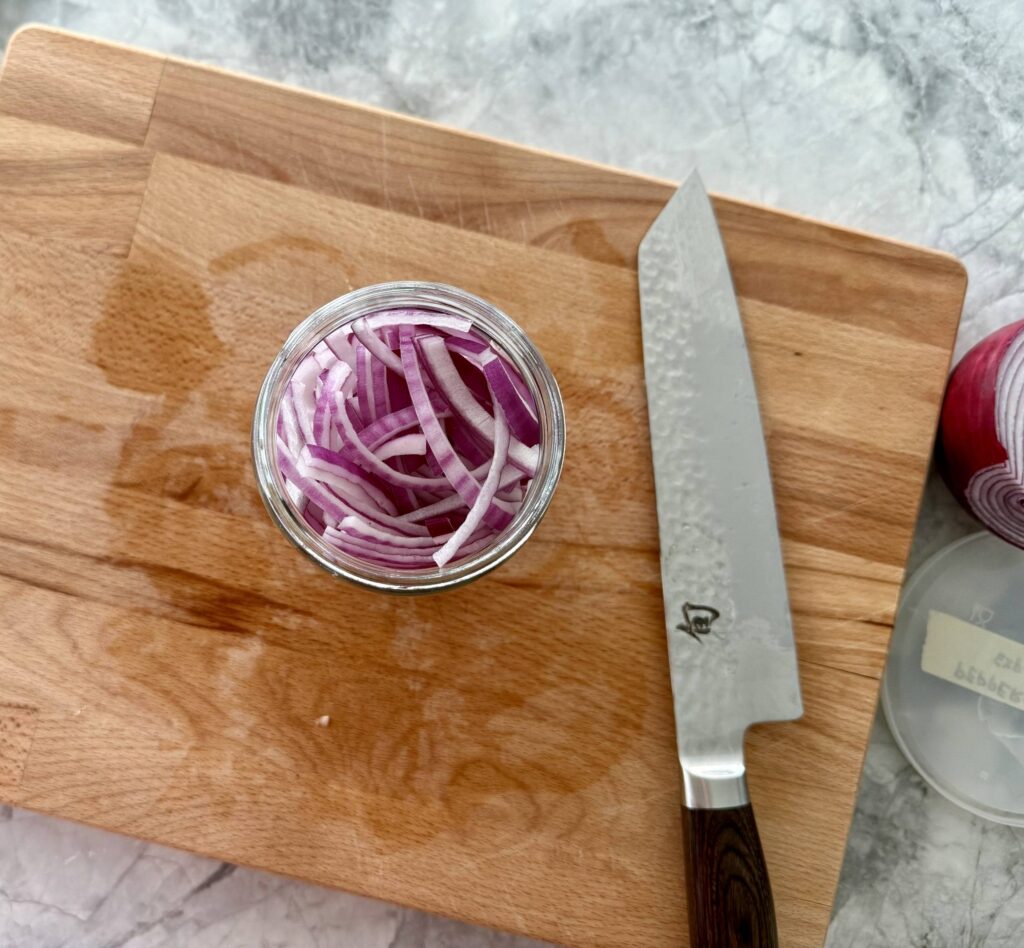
left=251, top=281, right=565, bottom=593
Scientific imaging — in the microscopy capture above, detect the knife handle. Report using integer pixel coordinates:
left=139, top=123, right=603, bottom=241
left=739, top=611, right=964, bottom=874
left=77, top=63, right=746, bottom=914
left=682, top=802, right=778, bottom=948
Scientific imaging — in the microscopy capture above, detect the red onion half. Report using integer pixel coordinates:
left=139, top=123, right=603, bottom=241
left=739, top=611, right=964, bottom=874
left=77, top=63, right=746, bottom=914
left=939, top=319, right=1024, bottom=547
left=275, top=308, right=540, bottom=569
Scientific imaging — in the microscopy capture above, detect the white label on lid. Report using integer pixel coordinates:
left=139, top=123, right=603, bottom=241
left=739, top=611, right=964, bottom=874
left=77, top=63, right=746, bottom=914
left=922, top=610, right=1024, bottom=712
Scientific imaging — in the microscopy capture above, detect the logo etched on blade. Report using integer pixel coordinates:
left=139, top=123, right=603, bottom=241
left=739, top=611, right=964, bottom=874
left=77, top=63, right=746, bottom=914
left=677, top=603, right=720, bottom=642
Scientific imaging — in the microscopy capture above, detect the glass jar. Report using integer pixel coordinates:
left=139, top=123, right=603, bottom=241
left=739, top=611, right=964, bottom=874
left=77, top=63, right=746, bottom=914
left=252, top=281, right=566, bottom=593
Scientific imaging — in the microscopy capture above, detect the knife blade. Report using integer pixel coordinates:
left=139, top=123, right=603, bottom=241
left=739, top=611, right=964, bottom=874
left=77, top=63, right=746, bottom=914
left=638, top=171, right=803, bottom=948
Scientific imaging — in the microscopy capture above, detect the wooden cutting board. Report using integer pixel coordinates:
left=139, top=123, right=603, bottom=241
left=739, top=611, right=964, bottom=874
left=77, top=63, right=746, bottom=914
left=0, top=26, right=965, bottom=947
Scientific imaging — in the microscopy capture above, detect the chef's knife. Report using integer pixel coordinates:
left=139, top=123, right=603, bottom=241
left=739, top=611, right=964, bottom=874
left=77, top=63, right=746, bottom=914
left=638, top=172, right=803, bottom=948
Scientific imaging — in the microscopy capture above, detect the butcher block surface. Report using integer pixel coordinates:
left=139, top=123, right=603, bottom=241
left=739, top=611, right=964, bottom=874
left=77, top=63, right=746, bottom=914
left=0, top=26, right=965, bottom=947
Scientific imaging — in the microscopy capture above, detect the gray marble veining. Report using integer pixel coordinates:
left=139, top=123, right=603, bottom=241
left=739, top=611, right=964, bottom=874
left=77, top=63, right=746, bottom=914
left=2, top=0, right=1024, bottom=945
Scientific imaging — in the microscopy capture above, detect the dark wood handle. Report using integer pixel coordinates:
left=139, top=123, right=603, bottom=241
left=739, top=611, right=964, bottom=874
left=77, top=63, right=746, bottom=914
left=682, top=803, right=778, bottom=948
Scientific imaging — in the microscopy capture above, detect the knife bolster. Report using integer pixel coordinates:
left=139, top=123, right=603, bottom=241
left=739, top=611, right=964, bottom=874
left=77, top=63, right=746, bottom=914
left=682, top=763, right=749, bottom=809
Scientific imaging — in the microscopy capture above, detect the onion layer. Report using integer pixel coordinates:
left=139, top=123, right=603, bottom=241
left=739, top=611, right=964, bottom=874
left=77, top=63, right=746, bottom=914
left=276, top=308, right=539, bottom=568
left=939, top=319, right=1024, bottom=547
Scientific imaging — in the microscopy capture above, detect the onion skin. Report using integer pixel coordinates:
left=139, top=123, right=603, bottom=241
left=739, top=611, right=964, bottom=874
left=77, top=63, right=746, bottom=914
left=938, top=319, right=1024, bottom=546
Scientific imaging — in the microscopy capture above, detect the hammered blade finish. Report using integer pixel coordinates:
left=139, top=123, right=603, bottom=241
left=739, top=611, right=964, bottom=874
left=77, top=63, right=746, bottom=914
left=638, top=172, right=802, bottom=769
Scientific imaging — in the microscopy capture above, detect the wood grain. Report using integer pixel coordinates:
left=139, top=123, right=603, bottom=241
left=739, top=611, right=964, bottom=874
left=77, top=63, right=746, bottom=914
left=683, top=804, right=778, bottom=948
left=0, top=26, right=966, bottom=948
left=0, top=25, right=164, bottom=143
left=145, top=58, right=665, bottom=270
left=0, top=703, right=38, bottom=789
left=0, top=114, right=153, bottom=254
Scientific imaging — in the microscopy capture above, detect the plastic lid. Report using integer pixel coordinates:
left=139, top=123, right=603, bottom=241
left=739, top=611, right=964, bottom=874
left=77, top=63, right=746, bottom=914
left=883, top=531, right=1024, bottom=825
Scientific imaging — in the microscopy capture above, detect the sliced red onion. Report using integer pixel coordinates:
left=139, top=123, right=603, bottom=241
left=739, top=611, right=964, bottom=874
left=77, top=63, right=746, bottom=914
left=334, top=515, right=449, bottom=549
left=365, top=310, right=471, bottom=333
left=418, top=335, right=538, bottom=475
left=355, top=341, right=374, bottom=424
left=356, top=400, right=448, bottom=451
left=302, top=502, right=326, bottom=532
left=279, top=394, right=304, bottom=457
left=387, top=368, right=411, bottom=411
left=372, top=357, right=387, bottom=420
left=401, top=327, right=486, bottom=508
left=448, top=418, right=490, bottom=467
left=375, top=433, right=427, bottom=460
left=277, top=444, right=357, bottom=525
left=357, top=405, right=423, bottom=450
left=342, top=396, right=364, bottom=432
left=423, top=515, right=457, bottom=536
left=290, top=356, right=320, bottom=440
left=311, top=340, right=339, bottom=372
left=290, top=382, right=315, bottom=445
left=283, top=441, right=429, bottom=537
left=398, top=464, right=521, bottom=523
left=389, top=467, right=420, bottom=517
left=314, top=472, right=382, bottom=518
left=419, top=335, right=492, bottom=430
left=313, top=361, right=352, bottom=448
left=275, top=305, right=542, bottom=568
left=434, top=388, right=510, bottom=567
left=285, top=480, right=306, bottom=511
left=334, top=384, right=465, bottom=491
left=444, top=335, right=488, bottom=356
left=324, top=327, right=358, bottom=368
left=324, top=526, right=495, bottom=567
left=329, top=421, right=342, bottom=453
left=298, top=444, right=397, bottom=515
left=452, top=349, right=493, bottom=408
left=481, top=355, right=540, bottom=447
left=353, top=317, right=403, bottom=374
left=498, top=484, right=525, bottom=503
left=446, top=336, right=537, bottom=410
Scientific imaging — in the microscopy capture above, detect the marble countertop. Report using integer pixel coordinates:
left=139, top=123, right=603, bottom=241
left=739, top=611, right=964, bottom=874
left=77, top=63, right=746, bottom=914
left=2, top=0, right=1023, bottom=945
